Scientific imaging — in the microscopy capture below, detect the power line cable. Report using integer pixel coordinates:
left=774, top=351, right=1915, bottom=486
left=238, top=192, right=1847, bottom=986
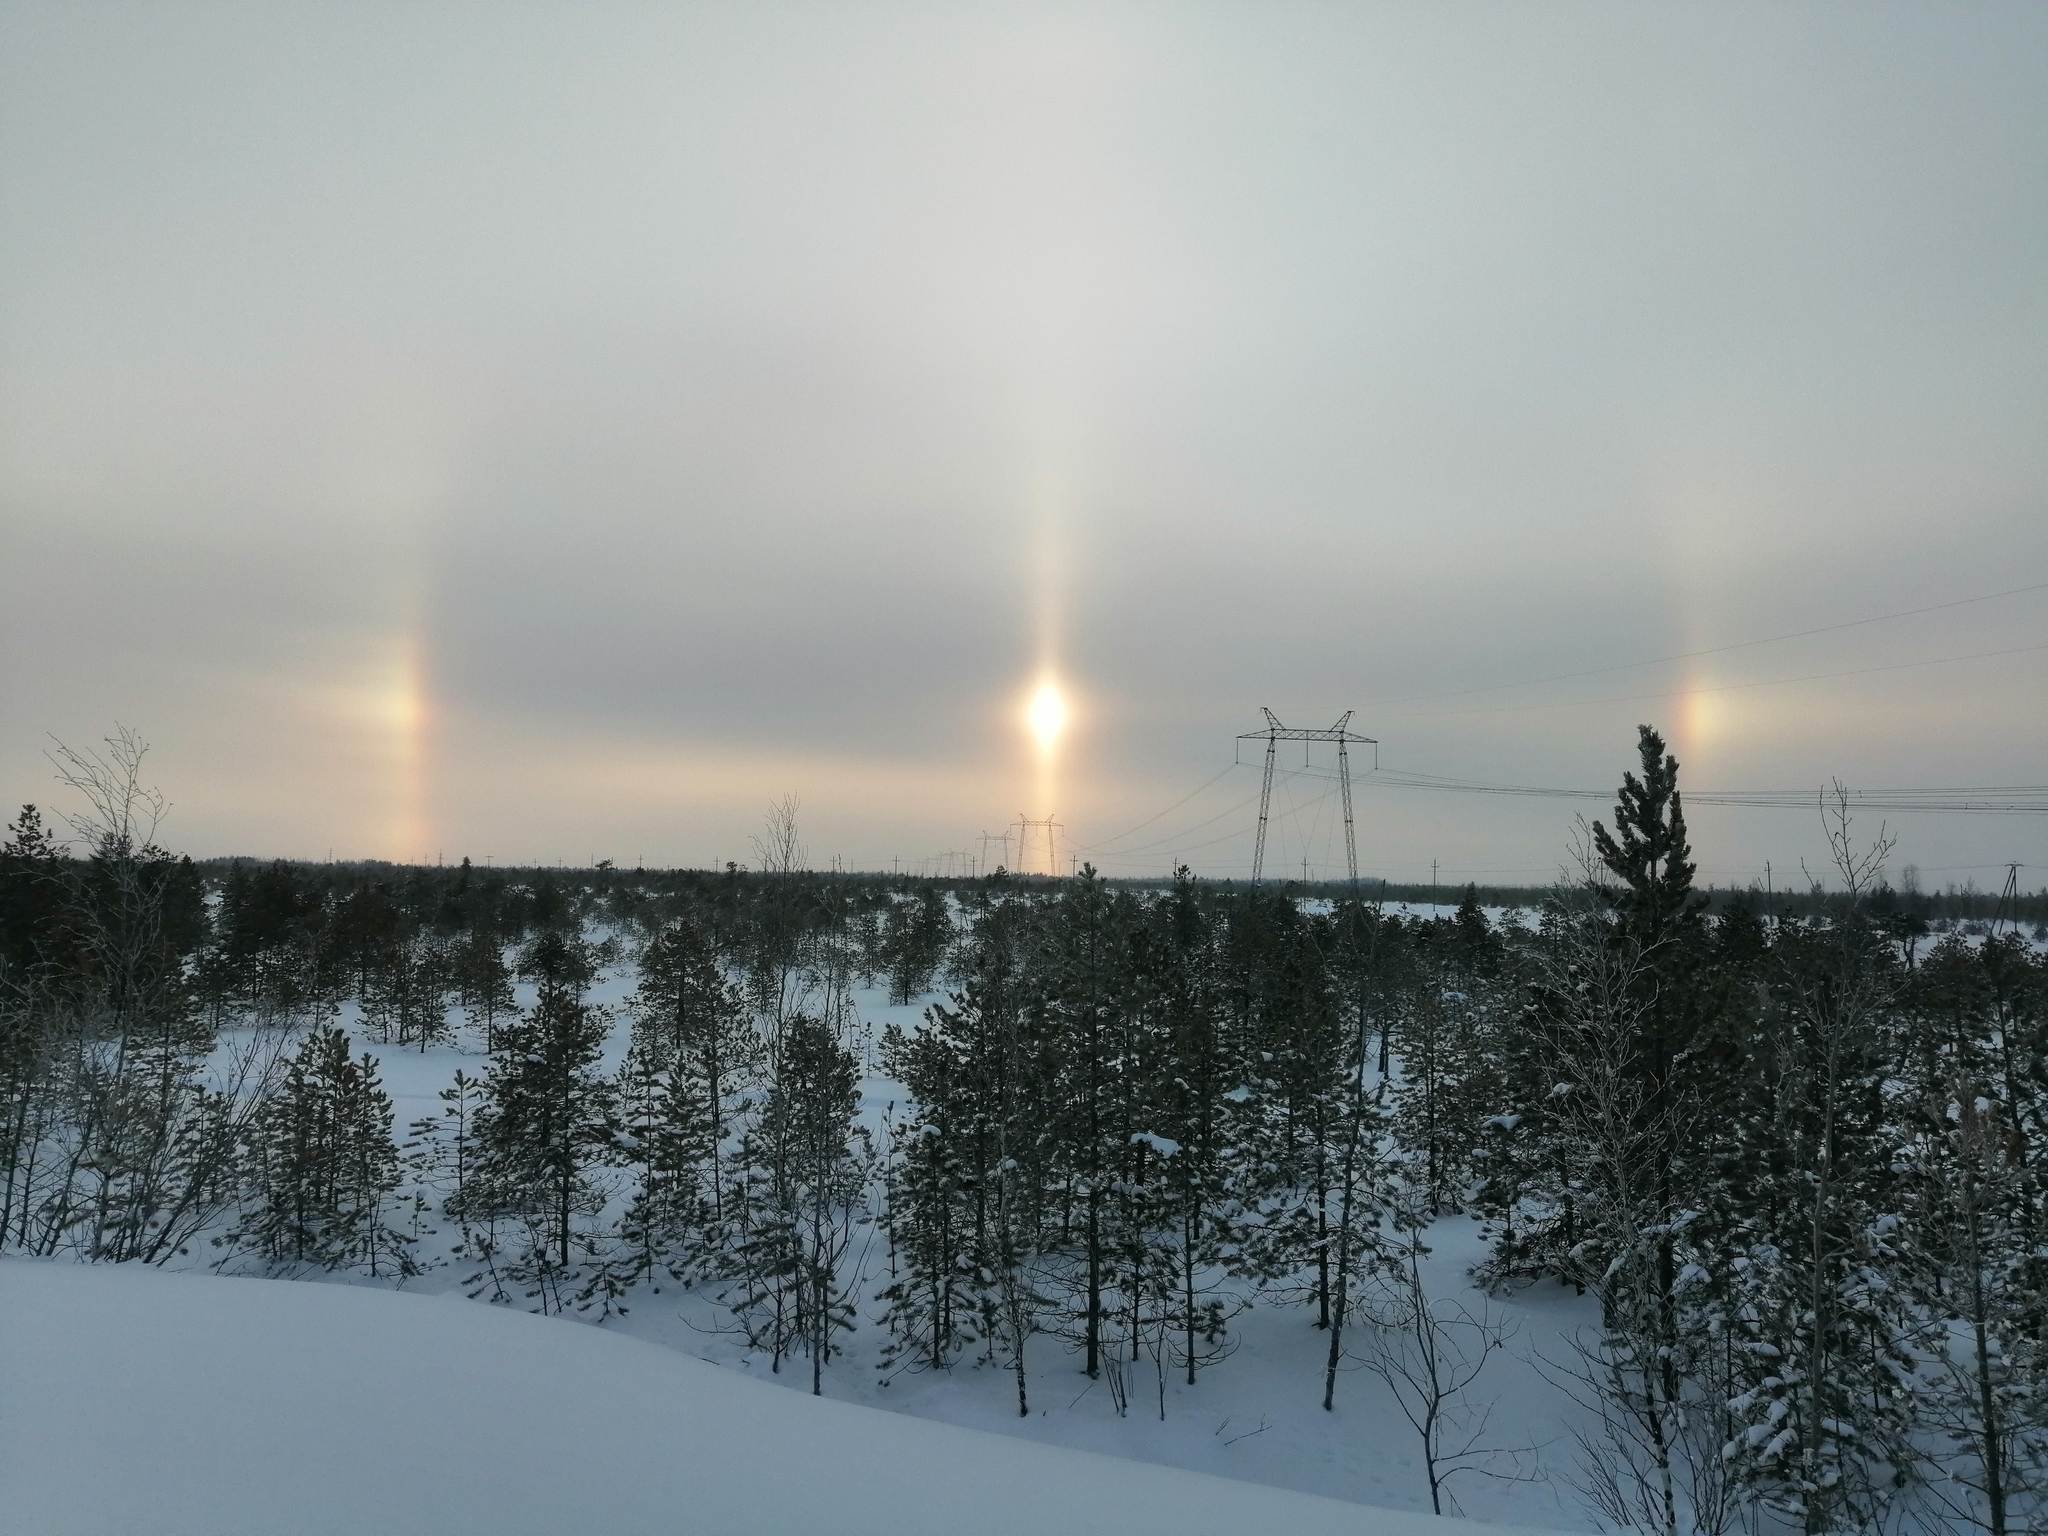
left=1076, top=618, right=2047, bottom=859
left=1078, top=763, right=1237, bottom=852
left=1096, top=779, right=1346, bottom=864
left=1101, top=758, right=1376, bottom=861
left=1284, top=764, right=2048, bottom=813
left=1092, top=786, right=1265, bottom=858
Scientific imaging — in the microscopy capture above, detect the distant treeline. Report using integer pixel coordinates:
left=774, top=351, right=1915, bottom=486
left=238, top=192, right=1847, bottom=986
left=1286, top=877, right=2046, bottom=926
left=181, top=861, right=2048, bottom=933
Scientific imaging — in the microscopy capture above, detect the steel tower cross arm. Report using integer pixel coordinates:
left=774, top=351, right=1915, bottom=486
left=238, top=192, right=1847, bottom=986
left=1236, top=710, right=1378, bottom=750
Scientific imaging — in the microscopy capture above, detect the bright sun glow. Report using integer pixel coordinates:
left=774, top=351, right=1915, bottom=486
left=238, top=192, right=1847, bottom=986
left=1027, top=682, right=1067, bottom=749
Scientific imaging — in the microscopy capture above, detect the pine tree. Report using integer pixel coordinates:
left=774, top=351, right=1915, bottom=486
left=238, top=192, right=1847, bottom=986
left=323, top=883, right=404, bottom=1008
left=1521, top=725, right=1732, bottom=1536
left=473, top=932, right=614, bottom=1305
left=882, top=886, right=953, bottom=1004
left=410, top=1067, right=485, bottom=1219
left=723, top=1008, right=870, bottom=1392
left=453, top=924, right=516, bottom=1050
left=1886, top=931, right=2048, bottom=1533
left=0, top=805, right=69, bottom=1250
left=1717, top=804, right=1912, bottom=1535
left=241, top=1023, right=403, bottom=1272
left=1035, top=867, right=1136, bottom=1381
left=1234, top=906, right=1349, bottom=1329
left=41, top=737, right=238, bottom=1265
left=617, top=917, right=755, bottom=1277
left=878, top=1008, right=984, bottom=1378
left=1898, top=1082, right=2043, bottom=1533
left=1387, top=904, right=1505, bottom=1218
left=1127, top=869, right=1246, bottom=1401
left=363, top=930, right=451, bottom=1050
left=206, top=860, right=327, bottom=1027
left=1592, top=727, right=1700, bottom=947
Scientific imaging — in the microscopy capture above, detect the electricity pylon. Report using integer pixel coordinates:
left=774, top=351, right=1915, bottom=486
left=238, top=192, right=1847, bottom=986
left=978, top=829, right=1015, bottom=877
left=1012, top=814, right=1063, bottom=877
left=1991, top=861, right=2024, bottom=936
left=1238, top=708, right=1377, bottom=885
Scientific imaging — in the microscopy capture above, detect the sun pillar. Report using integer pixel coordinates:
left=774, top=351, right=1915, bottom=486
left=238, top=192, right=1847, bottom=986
left=389, top=629, right=434, bottom=864
left=1021, top=475, right=1072, bottom=874
left=1025, top=679, right=1068, bottom=875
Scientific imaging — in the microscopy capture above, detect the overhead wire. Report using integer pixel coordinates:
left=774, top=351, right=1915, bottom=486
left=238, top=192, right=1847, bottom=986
left=1077, top=763, right=1237, bottom=852
left=1289, top=763, right=2048, bottom=813
left=1094, top=775, right=1346, bottom=866
left=1070, top=581, right=2048, bottom=863
left=1291, top=767, right=1342, bottom=881
left=1089, top=787, right=1264, bottom=858
left=1083, top=767, right=2044, bottom=882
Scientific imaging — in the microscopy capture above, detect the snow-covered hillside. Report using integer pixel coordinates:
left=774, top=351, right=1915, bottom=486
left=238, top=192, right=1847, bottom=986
left=0, top=1259, right=1565, bottom=1536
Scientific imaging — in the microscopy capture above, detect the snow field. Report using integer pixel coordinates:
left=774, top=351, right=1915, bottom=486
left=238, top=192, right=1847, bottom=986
left=0, top=1258, right=1569, bottom=1536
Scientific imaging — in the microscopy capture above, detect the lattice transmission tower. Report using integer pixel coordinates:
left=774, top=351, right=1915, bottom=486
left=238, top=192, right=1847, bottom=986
left=977, top=829, right=1016, bottom=877
left=1011, top=814, right=1063, bottom=877
left=1238, top=708, right=1377, bottom=884
left=1991, top=861, right=2025, bottom=937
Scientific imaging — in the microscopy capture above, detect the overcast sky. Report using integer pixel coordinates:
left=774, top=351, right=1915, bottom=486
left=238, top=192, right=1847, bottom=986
left=3, top=2, right=2044, bottom=887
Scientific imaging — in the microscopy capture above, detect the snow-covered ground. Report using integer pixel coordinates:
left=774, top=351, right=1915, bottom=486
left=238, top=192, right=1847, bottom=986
left=268, top=957, right=1604, bottom=1532
left=18, top=907, right=2035, bottom=1535
left=6, top=931, right=1650, bottom=1533
left=0, top=1258, right=1569, bottom=1536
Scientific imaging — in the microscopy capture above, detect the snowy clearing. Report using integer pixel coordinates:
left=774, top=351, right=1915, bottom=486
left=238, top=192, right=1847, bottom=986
left=0, top=1258, right=1567, bottom=1536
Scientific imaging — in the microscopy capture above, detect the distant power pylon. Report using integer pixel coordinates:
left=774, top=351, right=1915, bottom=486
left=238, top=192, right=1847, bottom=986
left=978, top=829, right=1015, bottom=876
left=1992, top=861, right=2024, bottom=936
left=1012, top=814, right=1063, bottom=877
left=1237, top=708, right=1378, bottom=885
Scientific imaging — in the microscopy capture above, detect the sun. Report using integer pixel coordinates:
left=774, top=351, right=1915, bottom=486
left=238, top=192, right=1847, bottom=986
left=1027, top=681, right=1067, bottom=749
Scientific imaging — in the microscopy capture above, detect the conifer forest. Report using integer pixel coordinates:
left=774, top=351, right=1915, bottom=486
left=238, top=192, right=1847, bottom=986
left=3, top=726, right=2045, bottom=1534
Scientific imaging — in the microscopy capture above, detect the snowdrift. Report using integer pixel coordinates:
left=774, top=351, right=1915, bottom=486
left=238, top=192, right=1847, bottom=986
left=0, top=1261, right=1562, bottom=1536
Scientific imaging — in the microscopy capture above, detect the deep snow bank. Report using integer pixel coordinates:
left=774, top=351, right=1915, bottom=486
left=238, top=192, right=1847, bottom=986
left=0, top=1261, right=1560, bottom=1536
